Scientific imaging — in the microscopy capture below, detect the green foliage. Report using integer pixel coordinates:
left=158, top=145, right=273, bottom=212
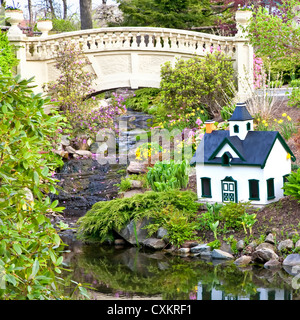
left=220, top=103, right=235, bottom=121
left=219, top=201, right=253, bottom=231
left=115, top=0, right=215, bottom=29
left=160, top=51, right=235, bottom=117
left=247, top=1, right=300, bottom=106
left=288, top=87, right=300, bottom=107
left=52, top=19, right=80, bottom=32
left=125, top=88, right=161, bottom=113
left=115, top=177, right=132, bottom=192
left=146, top=205, right=199, bottom=247
left=146, top=160, right=189, bottom=192
left=0, top=74, right=66, bottom=299
left=283, top=168, right=300, bottom=202
left=76, top=190, right=201, bottom=243
left=0, top=31, right=18, bottom=75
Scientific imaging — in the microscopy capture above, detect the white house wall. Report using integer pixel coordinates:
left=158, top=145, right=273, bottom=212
left=196, top=164, right=265, bottom=205
left=215, top=143, right=240, bottom=159
left=262, top=139, right=291, bottom=203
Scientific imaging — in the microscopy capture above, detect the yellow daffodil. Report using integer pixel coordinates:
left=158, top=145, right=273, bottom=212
left=287, top=153, right=291, bottom=160
left=287, top=116, right=291, bottom=121
left=264, top=123, right=268, bottom=127
left=262, top=119, right=266, bottom=124
left=274, top=119, right=277, bottom=122
left=278, top=119, right=283, bottom=124
left=282, top=113, right=287, bottom=117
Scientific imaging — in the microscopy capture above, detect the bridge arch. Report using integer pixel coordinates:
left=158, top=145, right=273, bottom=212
left=8, top=12, right=253, bottom=99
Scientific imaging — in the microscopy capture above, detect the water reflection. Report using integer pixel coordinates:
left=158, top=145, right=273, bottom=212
left=61, top=238, right=300, bottom=300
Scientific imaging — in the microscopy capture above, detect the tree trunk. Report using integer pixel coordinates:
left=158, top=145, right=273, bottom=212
left=62, top=0, right=67, bottom=19
left=28, top=0, right=33, bottom=25
left=80, top=0, right=93, bottom=30
left=48, top=0, right=56, bottom=19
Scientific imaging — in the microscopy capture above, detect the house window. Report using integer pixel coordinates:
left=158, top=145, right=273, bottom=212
left=267, top=178, right=275, bottom=200
left=283, top=174, right=289, bottom=197
left=246, top=122, right=251, bottom=131
left=233, top=125, right=239, bottom=133
left=249, top=179, right=260, bottom=200
left=201, top=177, right=212, bottom=198
left=222, top=152, right=231, bottom=166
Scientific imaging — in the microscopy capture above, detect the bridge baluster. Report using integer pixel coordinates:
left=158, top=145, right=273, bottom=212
left=130, top=32, right=138, bottom=49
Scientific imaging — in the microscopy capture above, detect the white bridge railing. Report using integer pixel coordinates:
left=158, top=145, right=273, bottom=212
left=24, top=27, right=237, bottom=61
left=8, top=10, right=253, bottom=98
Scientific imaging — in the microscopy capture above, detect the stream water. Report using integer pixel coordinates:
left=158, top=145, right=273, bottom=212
left=61, top=236, right=299, bottom=300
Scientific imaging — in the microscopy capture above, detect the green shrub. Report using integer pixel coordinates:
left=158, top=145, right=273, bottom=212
left=76, top=190, right=201, bottom=244
left=0, top=31, right=18, bottom=75
left=125, top=87, right=161, bottom=112
left=147, top=160, right=189, bottom=192
left=52, top=19, right=79, bottom=32
left=219, top=201, right=253, bottom=231
left=160, top=51, right=235, bottom=117
left=146, top=205, right=199, bottom=247
left=283, top=168, right=300, bottom=202
left=0, top=74, right=65, bottom=299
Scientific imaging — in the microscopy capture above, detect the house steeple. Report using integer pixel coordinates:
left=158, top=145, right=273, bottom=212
left=229, top=102, right=253, bottom=140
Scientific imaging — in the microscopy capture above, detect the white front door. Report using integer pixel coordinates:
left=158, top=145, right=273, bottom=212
left=222, top=177, right=237, bottom=203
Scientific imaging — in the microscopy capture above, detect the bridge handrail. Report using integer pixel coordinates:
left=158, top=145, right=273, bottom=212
left=23, top=27, right=239, bottom=60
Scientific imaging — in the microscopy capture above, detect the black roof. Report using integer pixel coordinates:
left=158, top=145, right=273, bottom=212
left=229, top=103, right=253, bottom=121
left=190, top=130, right=296, bottom=168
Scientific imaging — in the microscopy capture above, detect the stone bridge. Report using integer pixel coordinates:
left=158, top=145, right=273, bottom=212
left=8, top=11, right=253, bottom=98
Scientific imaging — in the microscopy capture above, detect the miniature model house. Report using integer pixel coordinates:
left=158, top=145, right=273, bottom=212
left=190, top=102, right=296, bottom=205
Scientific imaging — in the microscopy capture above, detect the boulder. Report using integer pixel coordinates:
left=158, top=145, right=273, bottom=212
left=283, top=254, right=300, bottom=267
left=74, top=150, right=93, bottom=158
left=265, top=233, right=275, bottom=245
left=211, top=249, right=234, bottom=260
left=142, top=238, right=166, bottom=250
left=295, top=240, right=300, bottom=249
left=127, top=161, right=147, bottom=174
left=236, top=240, right=245, bottom=251
left=157, top=227, right=168, bottom=241
left=256, top=242, right=275, bottom=251
left=123, top=190, right=144, bottom=198
left=181, top=241, right=199, bottom=249
left=129, top=180, right=143, bottom=189
left=278, top=239, right=294, bottom=252
left=264, top=259, right=281, bottom=270
left=252, top=248, right=278, bottom=264
left=190, top=244, right=211, bottom=254
left=116, top=217, right=153, bottom=245
left=234, top=255, right=252, bottom=266
left=66, top=145, right=77, bottom=154
left=178, top=248, right=190, bottom=254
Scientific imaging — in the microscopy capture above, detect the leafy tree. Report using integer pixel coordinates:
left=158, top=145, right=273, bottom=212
left=0, top=31, right=18, bottom=75
left=247, top=0, right=300, bottom=106
left=0, top=73, right=66, bottom=299
left=115, top=0, right=214, bottom=29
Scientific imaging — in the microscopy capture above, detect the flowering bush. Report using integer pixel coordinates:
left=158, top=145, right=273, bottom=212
left=45, top=41, right=126, bottom=141
left=253, top=54, right=264, bottom=89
